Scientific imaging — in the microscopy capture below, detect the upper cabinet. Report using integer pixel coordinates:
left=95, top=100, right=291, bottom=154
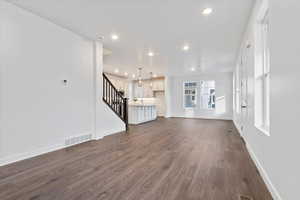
left=133, top=78, right=165, bottom=98
left=134, top=82, right=153, bottom=98
left=134, top=85, right=144, bottom=98
left=105, top=74, right=165, bottom=99
left=152, top=79, right=164, bottom=91
left=144, top=82, right=153, bottom=98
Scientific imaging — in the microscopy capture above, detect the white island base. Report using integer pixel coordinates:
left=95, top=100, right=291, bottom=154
left=128, top=105, right=157, bottom=125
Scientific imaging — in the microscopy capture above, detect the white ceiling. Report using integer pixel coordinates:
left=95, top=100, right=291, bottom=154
left=8, top=0, right=254, bottom=78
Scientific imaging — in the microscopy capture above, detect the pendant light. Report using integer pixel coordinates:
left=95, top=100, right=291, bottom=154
left=149, top=72, right=153, bottom=89
left=138, top=67, right=143, bottom=87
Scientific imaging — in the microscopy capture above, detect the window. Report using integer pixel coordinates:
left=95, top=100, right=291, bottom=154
left=255, top=3, right=270, bottom=135
left=199, top=81, right=215, bottom=109
left=183, top=81, right=216, bottom=109
left=233, top=75, right=236, bottom=112
left=235, top=65, right=241, bottom=114
left=184, top=82, right=197, bottom=108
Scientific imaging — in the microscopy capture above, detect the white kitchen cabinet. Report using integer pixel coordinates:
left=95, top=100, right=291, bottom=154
left=133, top=79, right=164, bottom=98
left=144, top=82, right=153, bottom=98
left=128, top=105, right=157, bottom=124
left=152, top=79, right=164, bottom=91
left=133, top=82, right=153, bottom=98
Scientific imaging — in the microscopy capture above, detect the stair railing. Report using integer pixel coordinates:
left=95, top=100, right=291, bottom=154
left=103, top=73, right=128, bottom=131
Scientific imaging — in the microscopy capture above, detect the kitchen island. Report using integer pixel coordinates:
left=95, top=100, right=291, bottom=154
left=128, top=104, right=157, bottom=125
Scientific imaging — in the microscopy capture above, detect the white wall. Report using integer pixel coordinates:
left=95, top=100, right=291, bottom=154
left=233, top=0, right=300, bottom=199
left=169, top=72, right=233, bottom=120
left=0, top=1, right=124, bottom=166
left=0, top=1, right=4, bottom=159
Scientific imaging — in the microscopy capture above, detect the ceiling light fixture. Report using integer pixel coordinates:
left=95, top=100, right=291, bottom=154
left=132, top=74, right=136, bottom=78
left=111, top=34, right=119, bottom=41
left=153, top=74, right=157, bottom=78
left=182, top=44, right=190, bottom=51
left=190, top=67, right=196, bottom=72
left=148, top=51, right=154, bottom=57
left=202, top=8, right=213, bottom=16
left=114, top=68, right=119, bottom=73
left=124, top=72, right=128, bottom=76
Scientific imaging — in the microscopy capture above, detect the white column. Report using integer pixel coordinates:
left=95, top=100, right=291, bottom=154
left=164, top=76, right=172, bottom=118
left=93, top=38, right=104, bottom=139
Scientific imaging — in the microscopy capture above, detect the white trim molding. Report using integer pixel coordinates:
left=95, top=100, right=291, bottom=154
left=0, top=142, right=65, bottom=167
left=246, top=143, right=283, bottom=200
left=0, top=132, right=105, bottom=167
left=170, top=116, right=232, bottom=121
left=233, top=121, right=282, bottom=200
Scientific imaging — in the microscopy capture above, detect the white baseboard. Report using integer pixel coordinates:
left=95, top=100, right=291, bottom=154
left=93, top=126, right=125, bottom=140
left=0, top=142, right=65, bottom=167
left=93, top=134, right=104, bottom=140
left=171, top=115, right=232, bottom=121
left=0, top=127, right=127, bottom=167
left=233, top=119, right=242, bottom=134
left=233, top=121, right=282, bottom=200
left=246, top=143, right=282, bottom=200
left=0, top=129, right=121, bottom=167
left=104, top=126, right=126, bottom=137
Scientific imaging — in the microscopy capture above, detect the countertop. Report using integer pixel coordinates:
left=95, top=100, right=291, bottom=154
left=128, top=104, right=156, bottom=107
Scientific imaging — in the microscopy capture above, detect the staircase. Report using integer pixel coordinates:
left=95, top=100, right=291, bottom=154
left=103, top=73, right=129, bottom=131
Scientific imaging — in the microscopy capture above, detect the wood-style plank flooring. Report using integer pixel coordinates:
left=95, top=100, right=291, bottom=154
left=0, top=118, right=272, bottom=200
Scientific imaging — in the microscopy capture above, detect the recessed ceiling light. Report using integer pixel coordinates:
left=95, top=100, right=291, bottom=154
left=182, top=45, right=190, bottom=51
left=124, top=72, right=128, bottom=76
left=190, top=67, right=196, bottom=72
left=153, top=74, right=157, bottom=78
left=114, top=68, right=119, bottom=73
left=132, top=74, right=136, bottom=78
left=202, top=8, right=213, bottom=16
left=111, top=34, right=119, bottom=41
left=148, top=52, right=154, bottom=57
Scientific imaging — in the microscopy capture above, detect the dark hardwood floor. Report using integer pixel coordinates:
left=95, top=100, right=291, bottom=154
left=0, top=118, right=272, bottom=200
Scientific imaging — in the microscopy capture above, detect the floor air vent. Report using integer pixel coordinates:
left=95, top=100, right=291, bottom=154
left=65, top=133, right=92, bottom=146
left=239, top=195, right=253, bottom=200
